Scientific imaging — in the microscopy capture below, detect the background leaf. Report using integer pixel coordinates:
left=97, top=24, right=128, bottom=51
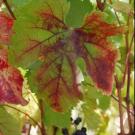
left=0, top=107, right=21, bottom=135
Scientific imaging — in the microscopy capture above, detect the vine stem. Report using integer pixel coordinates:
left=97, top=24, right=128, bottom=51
left=110, top=0, right=134, bottom=133
left=39, top=100, right=47, bottom=135
left=117, top=88, right=125, bottom=135
left=126, top=62, right=133, bottom=133
left=124, top=3, right=134, bottom=132
left=115, top=76, right=125, bottom=135
left=111, top=95, right=134, bottom=116
left=2, top=0, right=16, bottom=20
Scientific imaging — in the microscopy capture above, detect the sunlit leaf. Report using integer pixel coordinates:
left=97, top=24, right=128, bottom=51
left=0, top=107, right=21, bottom=135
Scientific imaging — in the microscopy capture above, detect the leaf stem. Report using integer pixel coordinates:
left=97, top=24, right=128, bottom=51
left=2, top=0, right=16, bottom=20
left=115, top=76, right=125, bottom=135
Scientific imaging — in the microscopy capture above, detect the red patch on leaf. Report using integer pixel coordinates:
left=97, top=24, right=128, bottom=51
left=82, top=12, right=124, bottom=37
left=0, top=12, right=14, bottom=44
left=0, top=49, right=8, bottom=69
left=0, top=49, right=27, bottom=105
left=85, top=49, right=118, bottom=94
left=72, top=12, right=124, bottom=94
left=40, top=10, right=67, bottom=32
left=35, top=39, right=82, bottom=111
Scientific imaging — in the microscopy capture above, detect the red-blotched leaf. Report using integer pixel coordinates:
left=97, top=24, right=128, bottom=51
left=9, top=0, right=124, bottom=111
left=0, top=48, right=8, bottom=69
left=0, top=49, right=27, bottom=105
left=40, top=10, right=68, bottom=33
left=28, top=36, right=82, bottom=112
left=72, top=12, right=124, bottom=94
left=0, top=12, right=14, bottom=44
left=9, top=0, right=80, bottom=111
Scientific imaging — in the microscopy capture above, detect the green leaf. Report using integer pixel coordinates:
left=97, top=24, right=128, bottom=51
left=7, top=0, right=32, bottom=8
left=82, top=77, right=100, bottom=129
left=98, top=96, right=111, bottom=111
left=0, top=107, right=21, bottom=135
left=66, top=0, right=93, bottom=27
left=104, top=5, right=116, bottom=23
left=9, top=0, right=70, bottom=68
left=83, top=108, right=100, bottom=130
left=83, top=75, right=111, bottom=108
left=44, top=104, right=71, bottom=128
left=76, top=57, right=86, bottom=72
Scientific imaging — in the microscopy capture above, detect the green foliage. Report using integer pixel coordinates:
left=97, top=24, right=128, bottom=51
left=44, top=104, right=71, bottom=128
left=0, top=107, right=21, bottom=135
left=66, top=0, right=93, bottom=27
left=81, top=76, right=111, bottom=129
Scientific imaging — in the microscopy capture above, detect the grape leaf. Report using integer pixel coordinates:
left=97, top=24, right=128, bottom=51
left=0, top=49, right=27, bottom=105
left=0, top=48, right=8, bottom=69
left=4, top=75, right=40, bottom=126
left=44, top=103, right=71, bottom=128
left=7, top=0, right=32, bottom=8
left=72, top=12, right=124, bottom=94
left=9, top=0, right=124, bottom=111
left=66, top=0, right=93, bottom=27
left=82, top=84, right=101, bottom=130
left=27, top=41, right=82, bottom=111
left=82, top=76, right=110, bottom=129
left=9, top=0, right=81, bottom=111
left=0, top=107, right=21, bottom=135
left=0, top=12, right=14, bottom=44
